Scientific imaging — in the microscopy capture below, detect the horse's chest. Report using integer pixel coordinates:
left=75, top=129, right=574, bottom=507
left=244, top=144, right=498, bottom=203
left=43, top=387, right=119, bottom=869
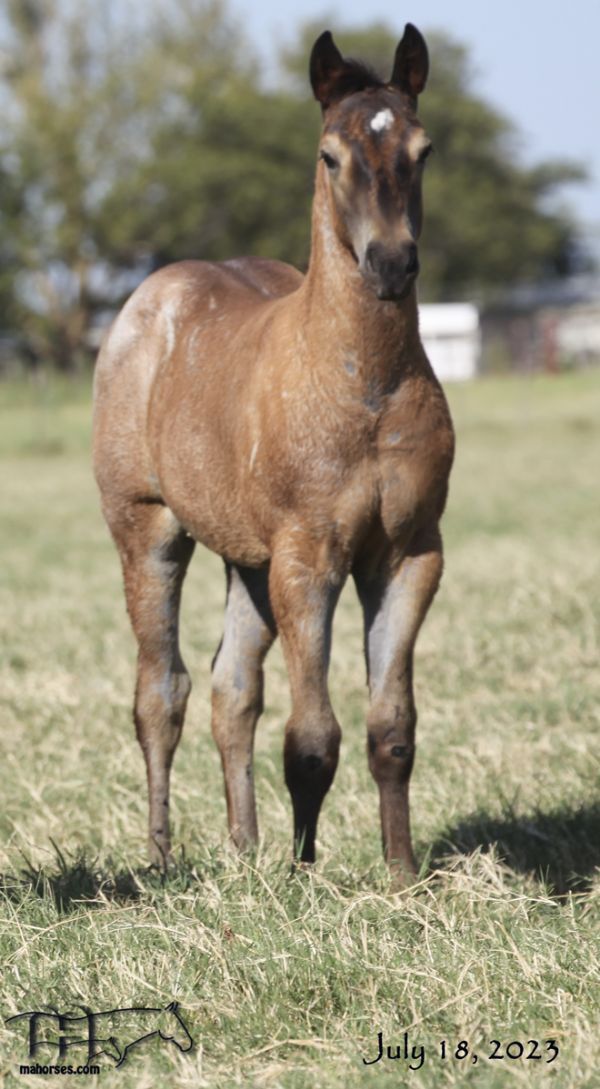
left=374, top=420, right=454, bottom=537
left=329, top=427, right=451, bottom=561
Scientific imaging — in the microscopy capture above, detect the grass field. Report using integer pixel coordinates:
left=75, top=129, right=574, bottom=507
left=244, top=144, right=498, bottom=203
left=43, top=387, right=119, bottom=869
left=0, top=369, right=599, bottom=1088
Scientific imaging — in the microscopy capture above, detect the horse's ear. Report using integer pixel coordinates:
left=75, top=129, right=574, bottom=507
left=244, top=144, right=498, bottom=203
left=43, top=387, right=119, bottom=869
left=390, top=24, right=429, bottom=99
left=309, top=31, right=347, bottom=109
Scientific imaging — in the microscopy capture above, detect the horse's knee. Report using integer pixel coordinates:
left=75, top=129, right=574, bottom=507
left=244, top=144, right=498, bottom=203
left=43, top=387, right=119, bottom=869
left=367, top=703, right=416, bottom=785
left=284, top=712, right=341, bottom=799
left=134, top=663, right=191, bottom=750
left=211, top=656, right=264, bottom=737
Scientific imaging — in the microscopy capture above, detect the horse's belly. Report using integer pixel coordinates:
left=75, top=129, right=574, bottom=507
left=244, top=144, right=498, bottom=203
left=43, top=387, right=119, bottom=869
left=157, top=455, right=270, bottom=567
left=174, top=502, right=269, bottom=567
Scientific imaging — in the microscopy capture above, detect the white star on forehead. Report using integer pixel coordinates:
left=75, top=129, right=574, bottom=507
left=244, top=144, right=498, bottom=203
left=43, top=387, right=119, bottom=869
left=370, top=108, right=394, bottom=133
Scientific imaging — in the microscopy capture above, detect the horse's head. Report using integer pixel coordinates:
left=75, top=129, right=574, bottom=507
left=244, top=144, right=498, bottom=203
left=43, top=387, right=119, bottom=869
left=310, top=25, right=431, bottom=302
left=159, top=1002, right=193, bottom=1052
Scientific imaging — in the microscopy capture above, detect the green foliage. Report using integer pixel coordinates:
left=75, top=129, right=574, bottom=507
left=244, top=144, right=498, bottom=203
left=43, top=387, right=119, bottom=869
left=418, top=31, right=584, bottom=296
left=2, top=0, right=139, bottom=366
left=0, top=1, right=586, bottom=368
left=104, top=84, right=318, bottom=268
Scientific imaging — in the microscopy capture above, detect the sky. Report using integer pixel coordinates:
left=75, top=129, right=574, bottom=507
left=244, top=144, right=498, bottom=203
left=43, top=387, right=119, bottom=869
left=230, top=0, right=600, bottom=227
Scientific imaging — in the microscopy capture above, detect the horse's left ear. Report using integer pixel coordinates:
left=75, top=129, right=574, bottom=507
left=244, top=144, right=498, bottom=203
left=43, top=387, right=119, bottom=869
left=390, top=24, right=429, bottom=99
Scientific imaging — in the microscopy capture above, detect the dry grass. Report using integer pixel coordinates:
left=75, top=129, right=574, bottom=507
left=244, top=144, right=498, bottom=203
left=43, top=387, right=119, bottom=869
left=0, top=369, right=599, bottom=1087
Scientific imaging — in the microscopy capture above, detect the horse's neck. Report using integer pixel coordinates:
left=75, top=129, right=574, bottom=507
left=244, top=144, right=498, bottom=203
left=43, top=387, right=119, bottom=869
left=297, top=170, right=420, bottom=390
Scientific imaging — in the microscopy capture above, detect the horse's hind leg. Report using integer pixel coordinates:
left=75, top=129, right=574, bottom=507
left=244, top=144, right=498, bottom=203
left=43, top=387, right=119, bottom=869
left=110, top=501, right=195, bottom=867
left=354, top=527, right=444, bottom=885
left=211, top=564, right=276, bottom=850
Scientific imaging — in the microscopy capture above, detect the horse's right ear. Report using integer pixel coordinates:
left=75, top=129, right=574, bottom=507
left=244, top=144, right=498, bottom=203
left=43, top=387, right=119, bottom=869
left=309, top=31, right=346, bottom=109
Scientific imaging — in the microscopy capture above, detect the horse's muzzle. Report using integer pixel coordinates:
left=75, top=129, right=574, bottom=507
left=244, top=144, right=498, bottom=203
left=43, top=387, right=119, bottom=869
left=364, top=241, right=419, bottom=302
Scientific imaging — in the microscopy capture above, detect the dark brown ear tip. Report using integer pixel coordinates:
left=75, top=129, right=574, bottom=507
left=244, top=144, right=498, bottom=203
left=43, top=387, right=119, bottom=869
left=402, top=22, right=428, bottom=57
left=311, top=29, right=336, bottom=55
left=391, top=22, right=428, bottom=95
left=310, top=29, right=345, bottom=107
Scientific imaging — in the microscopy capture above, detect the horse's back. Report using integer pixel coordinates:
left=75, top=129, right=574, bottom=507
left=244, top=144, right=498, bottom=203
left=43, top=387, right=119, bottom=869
left=219, top=256, right=304, bottom=299
left=96, top=256, right=301, bottom=384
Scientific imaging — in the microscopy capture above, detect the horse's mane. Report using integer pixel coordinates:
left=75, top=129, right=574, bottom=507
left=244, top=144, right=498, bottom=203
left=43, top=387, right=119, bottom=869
left=332, top=59, right=384, bottom=100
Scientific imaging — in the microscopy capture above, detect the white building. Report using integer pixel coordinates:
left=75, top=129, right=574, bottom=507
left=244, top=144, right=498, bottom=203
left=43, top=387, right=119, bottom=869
left=419, top=302, right=480, bottom=381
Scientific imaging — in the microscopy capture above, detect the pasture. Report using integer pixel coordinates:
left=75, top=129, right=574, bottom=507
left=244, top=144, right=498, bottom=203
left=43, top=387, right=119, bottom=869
left=0, top=370, right=598, bottom=1088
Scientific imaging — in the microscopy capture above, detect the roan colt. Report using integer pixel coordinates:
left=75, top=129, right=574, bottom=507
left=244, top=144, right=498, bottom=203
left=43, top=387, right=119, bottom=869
left=93, top=25, right=455, bottom=883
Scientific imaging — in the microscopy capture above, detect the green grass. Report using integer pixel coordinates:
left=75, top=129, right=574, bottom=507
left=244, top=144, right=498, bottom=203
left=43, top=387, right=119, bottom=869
left=0, top=369, right=599, bottom=1088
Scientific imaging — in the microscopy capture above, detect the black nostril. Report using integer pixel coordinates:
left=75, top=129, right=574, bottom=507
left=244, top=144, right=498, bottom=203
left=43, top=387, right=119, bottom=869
left=406, top=245, right=419, bottom=276
left=365, top=242, right=379, bottom=273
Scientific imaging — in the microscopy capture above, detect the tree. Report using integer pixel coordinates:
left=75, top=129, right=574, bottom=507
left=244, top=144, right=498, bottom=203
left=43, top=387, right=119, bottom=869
left=1, top=0, right=137, bottom=366
left=98, top=33, right=317, bottom=271
left=0, top=163, right=24, bottom=337
left=0, top=0, right=261, bottom=367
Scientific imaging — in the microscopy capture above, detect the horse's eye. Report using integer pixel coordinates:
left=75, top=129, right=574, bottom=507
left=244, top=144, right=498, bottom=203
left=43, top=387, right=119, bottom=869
left=418, top=143, right=434, bottom=164
left=320, top=150, right=339, bottom=170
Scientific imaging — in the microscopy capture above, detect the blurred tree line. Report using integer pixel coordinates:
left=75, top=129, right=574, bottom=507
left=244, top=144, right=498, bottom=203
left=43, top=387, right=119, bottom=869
left=0, top=0, right=586, bottom=369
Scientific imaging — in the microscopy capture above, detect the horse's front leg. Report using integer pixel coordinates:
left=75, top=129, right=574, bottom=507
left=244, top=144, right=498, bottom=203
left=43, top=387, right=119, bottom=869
left=354, top=527, right=444, bottom=885
left=269, top=534, right=344, bottom=863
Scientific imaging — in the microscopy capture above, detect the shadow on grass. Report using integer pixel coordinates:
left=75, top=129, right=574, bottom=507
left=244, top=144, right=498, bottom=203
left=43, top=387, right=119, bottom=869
left=429, top=799, right=600, bottom=895
left=0, top=843, right=226, bottom=913
left=4, top=803, right=598, bottom=908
